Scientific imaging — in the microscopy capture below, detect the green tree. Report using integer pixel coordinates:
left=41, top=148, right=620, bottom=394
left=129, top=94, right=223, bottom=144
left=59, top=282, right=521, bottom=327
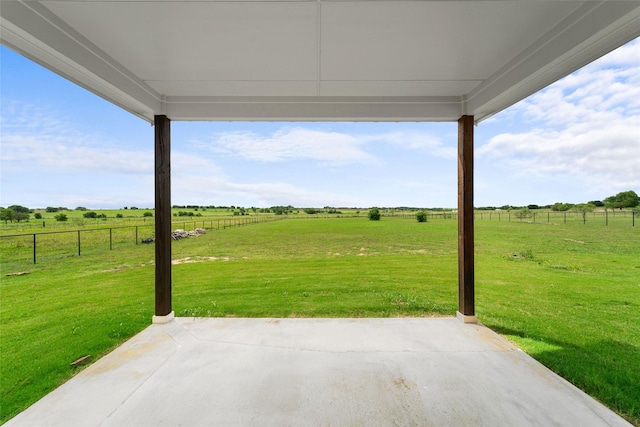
left=54, top=213, right=68, bottom=222
left=271, top=206, right=292, bottom=215
left=368, top=207, right=381, bottom=221
left=34, top=213, right=42, bottom=219
left=116, top=213, right=124, bottom=218
left=604, top=190, right=639, bottom=209
left=573, top=203, right=595, bottom=213
left=0, top=208, right=14, bottom=223
left=143, top=212, right=153, bottom=217
left=8, top=205, right=30, bottom=214
left=6, top=205, right=30, bottom=222
left=15, top=212, right=30, bottom=222
left=416, top=211, right=428, bottom=223
left=75, top=206, right=88, bottom=211
left=515, top=207, right=531, bottom=220
left=551, top=202, right=573, bottom=212
left=83, top=211, right=98, bottom=219
left=45, top=207, right=59, bottom=212
left=574, top=203, right=595, bottom=222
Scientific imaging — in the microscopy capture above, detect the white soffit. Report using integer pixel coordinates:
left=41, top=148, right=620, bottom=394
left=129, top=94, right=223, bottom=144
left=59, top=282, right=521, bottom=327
left=1, top=1, right=639, bottom=122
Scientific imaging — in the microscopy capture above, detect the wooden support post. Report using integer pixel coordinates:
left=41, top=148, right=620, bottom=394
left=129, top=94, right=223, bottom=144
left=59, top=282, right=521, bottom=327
left=457, top=115, right=476, bottom=323
left=153, top=115, right=173, bottom=322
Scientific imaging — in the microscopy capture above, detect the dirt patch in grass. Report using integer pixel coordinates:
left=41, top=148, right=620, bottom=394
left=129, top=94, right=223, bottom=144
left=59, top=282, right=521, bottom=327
left=564, top=238, right=585, bottom=244
left=172, top=256, right=229, bottom=265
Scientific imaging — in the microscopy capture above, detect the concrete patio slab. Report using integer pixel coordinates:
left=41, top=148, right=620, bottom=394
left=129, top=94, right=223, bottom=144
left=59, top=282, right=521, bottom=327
left=5, top=318, right=631, bottom=426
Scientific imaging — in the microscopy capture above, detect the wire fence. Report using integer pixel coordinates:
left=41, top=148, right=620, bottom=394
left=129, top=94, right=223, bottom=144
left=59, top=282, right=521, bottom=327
left=390, top=210, right=637, bottom=226
left=0, top=215, right=158, bottom=233
left=2, top=211, right=635, bottom=267
left=1, top=216, right=281, bottom=266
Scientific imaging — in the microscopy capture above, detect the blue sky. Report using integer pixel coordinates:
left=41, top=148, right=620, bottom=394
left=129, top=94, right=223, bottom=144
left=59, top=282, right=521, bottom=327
left=1, top=39, right=638, bottom=210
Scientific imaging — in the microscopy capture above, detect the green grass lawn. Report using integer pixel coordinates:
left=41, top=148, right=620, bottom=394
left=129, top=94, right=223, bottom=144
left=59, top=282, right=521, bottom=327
left=1, top=217, right=638, bottom=424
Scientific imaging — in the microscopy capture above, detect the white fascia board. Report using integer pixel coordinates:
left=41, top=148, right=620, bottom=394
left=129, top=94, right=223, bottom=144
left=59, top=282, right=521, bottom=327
left=0, top=1, right=162, bottom=123
left=466, top=2, right=640, bottom=123
left=165, top=96, right=463, bottom=122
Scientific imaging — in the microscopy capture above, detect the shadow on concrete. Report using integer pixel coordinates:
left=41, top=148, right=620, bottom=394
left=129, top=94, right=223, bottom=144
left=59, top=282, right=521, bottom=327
left=488, top=324, right=640, bottom=425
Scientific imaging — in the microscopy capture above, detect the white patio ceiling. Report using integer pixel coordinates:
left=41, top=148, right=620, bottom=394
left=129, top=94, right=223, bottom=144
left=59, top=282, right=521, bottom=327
left=2, top=1, right=639, bottom=123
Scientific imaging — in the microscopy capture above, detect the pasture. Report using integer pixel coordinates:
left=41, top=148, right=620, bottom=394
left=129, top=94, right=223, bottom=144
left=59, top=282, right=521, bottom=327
left=1, top=216, right=638, bottom=424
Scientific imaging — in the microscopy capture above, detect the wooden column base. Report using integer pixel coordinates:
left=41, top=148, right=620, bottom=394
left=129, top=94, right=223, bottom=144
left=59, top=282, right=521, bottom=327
left=152, top=311, right=175, bottom=324
left=456, top=311, right=478, bottom=324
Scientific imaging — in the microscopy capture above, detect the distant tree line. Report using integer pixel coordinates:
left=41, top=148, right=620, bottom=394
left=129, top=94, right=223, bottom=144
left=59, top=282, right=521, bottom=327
left=476, top=190, right=638, bottom=213
left=2, top=191, right=637, bottom=225
left=174, top=211, right=203, bottom=217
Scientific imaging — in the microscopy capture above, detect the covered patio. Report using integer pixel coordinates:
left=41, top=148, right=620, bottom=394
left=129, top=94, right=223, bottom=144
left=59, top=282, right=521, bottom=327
left=2, top=1, right=639, bottom=425
left=3, top=318, right=633, bottom=426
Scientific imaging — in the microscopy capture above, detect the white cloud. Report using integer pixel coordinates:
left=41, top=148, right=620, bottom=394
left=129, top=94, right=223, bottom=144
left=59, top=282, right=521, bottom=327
left=0, top=101, right=70, bottom=135
left=172, top=174, right=361, bottom=207
left=2, top=133, right=153, bottom=175
left=367, top=131, right=456, bottom=159
left=1, top=101, right=365, bottom=207
left=0, top=102, right=228, bottom=179
left=198, top=127, right=453, bottom=165
left=203, top=127, right=376, bottom=166
left=478, top=38, right=640, bottom=193
left=1, top=101, right=153, bottom=175
left=172, top=152, right=225, bottom=178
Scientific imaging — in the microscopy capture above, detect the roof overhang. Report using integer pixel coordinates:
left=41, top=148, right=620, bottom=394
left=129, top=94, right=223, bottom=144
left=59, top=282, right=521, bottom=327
left=2, top=1, right=639, bottom=123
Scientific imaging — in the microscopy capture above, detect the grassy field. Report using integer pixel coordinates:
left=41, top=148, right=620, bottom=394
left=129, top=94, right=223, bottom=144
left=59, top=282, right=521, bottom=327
left=1, top=216, right=638, bottom=424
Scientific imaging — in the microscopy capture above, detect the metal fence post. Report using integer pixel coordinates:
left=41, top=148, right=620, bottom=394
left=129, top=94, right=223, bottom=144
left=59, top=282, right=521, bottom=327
left=77, top=230, right=81, bottom=256
left=33, top=234, right=36, bottom=264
